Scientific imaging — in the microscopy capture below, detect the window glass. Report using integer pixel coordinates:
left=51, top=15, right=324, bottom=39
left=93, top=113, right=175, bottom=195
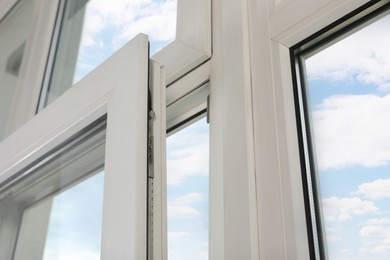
left=0, top=0, right=36, bottom=140
left=14, top=171, right=104, bottom=260
left=44, top=0, right=177, bottom=106
left=302, top=11, right=390, bottom=259
left=166, top=117, right=209, bottom=260
left=0, top=120, right=105, bottom=260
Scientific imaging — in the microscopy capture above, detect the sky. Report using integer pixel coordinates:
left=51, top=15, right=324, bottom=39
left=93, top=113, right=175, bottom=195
left=304, top=11, right=390, bottom=260
left=166, top=118, right=209, bottom=260
left=71, top=0, right=177, bottom=84
left=42, top=172, right=104, bottom=260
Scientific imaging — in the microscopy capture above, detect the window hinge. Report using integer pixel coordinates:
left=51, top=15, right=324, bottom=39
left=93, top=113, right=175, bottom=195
left=206, top=95, right=210, bottom=124
left=148, top=136, right=154, bottom=165
left=147, top=110, right=155, bottom=178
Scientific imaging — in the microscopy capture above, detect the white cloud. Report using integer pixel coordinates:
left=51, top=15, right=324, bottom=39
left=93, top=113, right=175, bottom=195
left=306, top=14, right=390, bottom=87
left=365, top=218, right=390, bottom=225
left=168, top=205, right=200, bottom=219
left=72, top=0, right=177, bottom=83
left=42, top=238, right=100, bottom=260
left=340, top=248, right=350, bottom=254
left=172, top=192, right=204, bottom=205
left=81, top=0, right=177, bottom=50
left=80, top=8, right=105, bottom=47
left=322, top=197, right=378, bottom=221
left=168, top=232, right=190, bottom=238
left=369, top=245, right=390, bottom=253
left=168, top=192, right=204, bottom=219
left=312, top=94, right=390, bottom=170
left=43, top=243, right=100, bottom=260
left=356, top=179, right=390, bottom=200
left=167, top=129, right=209, bottom=186
left=327, top=235, right=342, bottom=242
left=360, top=221, right=390, bottom=253
left=360, top=225, right=390, bottom=237
left=114, top=0, right=177, bottom=47
left=378, top=83, right=390, bottom=92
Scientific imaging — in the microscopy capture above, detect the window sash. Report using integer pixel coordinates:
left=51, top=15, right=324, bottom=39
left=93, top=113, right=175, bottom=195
left=0, top=34, right=155, bottom=259
left=0, top=0, right=211, bottom=142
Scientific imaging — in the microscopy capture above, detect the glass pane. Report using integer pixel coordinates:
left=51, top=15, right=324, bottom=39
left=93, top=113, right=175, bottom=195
left=0, top=120, right=105, bottom=260
left=14, top=172, right=104, bottom=260
left=0, top=0, right=36, bottom=140
left=166, top=117, right=209, bottom=260
left=44, top=0, right=177, bottom=106
left=304, top=11, right=390, bottom=259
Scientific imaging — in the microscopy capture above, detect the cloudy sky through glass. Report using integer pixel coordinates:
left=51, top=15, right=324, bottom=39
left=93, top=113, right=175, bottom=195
left=167, top=118, right=209, bottom=260
left=72, top=0, right=177, bottom=84
left=305, top=11, right=390, bottom=259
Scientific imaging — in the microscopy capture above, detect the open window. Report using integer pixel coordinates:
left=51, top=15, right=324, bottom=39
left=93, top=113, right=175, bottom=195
left=0, top=35, right=166, bottom=259
left=0, top=0, right=210, bottom=258
left=0, top=0, right=58, bottom=140
left=0, top=0, right=211, bottom=144
left=38, top=0, right=211, bottom=108
left=166, top=83, right=210, bottom=259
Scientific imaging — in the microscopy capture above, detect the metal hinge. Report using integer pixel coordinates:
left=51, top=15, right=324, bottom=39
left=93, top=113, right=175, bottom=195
left=148, top=136, right=153, bottom=162
left=206, top=95, right=210, bottom=124
left=147, top=110, right=155, bottom=178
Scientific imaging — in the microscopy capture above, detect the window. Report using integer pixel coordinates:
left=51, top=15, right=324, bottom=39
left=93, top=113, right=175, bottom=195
left=0, top=35, right=162, bottom=259
left=0, top=0, right=58, bottom=140
left=292, top=2, right=390, bottom=259
left=42, top=0, right=178, bottom=107
left=1, top=119, right=105, bottom=260
left=164, top=66, right=210, bottom=259
left=0, top=0, right=210, bottom=143
left=0, top=0, right=211, bottom=257
left=0, top=0, right=36, bottom=140
left=167, top=116, right=209, bottom=259
left=40, top=0, right=211, bottom=108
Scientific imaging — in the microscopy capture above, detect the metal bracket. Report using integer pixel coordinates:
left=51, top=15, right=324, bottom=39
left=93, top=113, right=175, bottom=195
left=147, top=110, right=155, bottom=178
left=148, top=136, right=154, bottom=167
left=206, top=95, right=210, bottom=124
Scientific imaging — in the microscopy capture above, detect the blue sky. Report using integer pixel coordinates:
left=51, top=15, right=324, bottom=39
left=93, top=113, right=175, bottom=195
left=42, top=172, right=104, bottom=260
left=166, top=118, right=209, bottom=260
left=305, top=11, right=390, bottom=259
left=71, top=0, right=177, bottom=84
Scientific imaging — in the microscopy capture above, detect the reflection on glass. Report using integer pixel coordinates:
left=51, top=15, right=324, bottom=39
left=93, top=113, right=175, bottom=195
left=166, top=117, right=209, bottom=260
left=304, top=12, right=390, bottom=260
left=0, top=0, right=36, bottom=140
left=0, top=120, right=105, bottom=260
left=45, top=0, right=177, bottom=106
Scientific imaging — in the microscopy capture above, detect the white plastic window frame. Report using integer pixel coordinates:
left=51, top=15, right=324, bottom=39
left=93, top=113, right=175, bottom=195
left=0, top=0, right=59, bottom=138
left=152, top=0, right=211, bottom=85
left=289, top=2, right=390, bottom=259
left=1, top=0, right=211, bottom=141
left=245, top=0, right=375, bottom=259
left=0, top=0, right=211, bottom=258
left=0, top=35, right=164, bottom=259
